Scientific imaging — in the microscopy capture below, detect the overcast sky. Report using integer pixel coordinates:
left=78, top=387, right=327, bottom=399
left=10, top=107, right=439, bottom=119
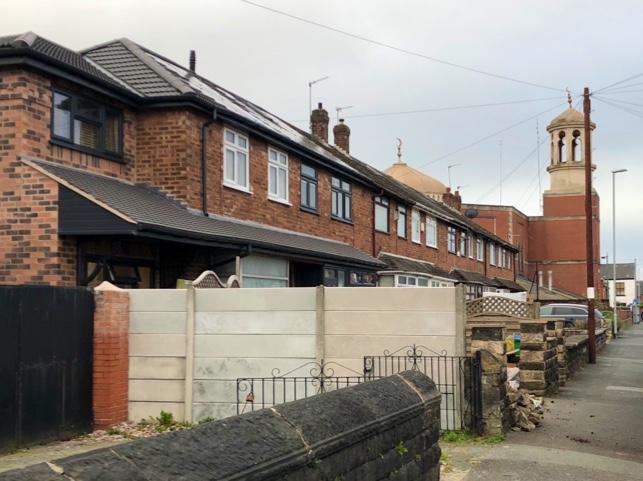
left=5, top=0, right=643, bottom=279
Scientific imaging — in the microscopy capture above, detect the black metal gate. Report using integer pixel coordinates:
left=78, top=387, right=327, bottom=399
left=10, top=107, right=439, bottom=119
left=364, top=345, right=483, bottom=433
left=236, top=360, right=368, bottom=415
left=0, top=285, right=94, bottom=453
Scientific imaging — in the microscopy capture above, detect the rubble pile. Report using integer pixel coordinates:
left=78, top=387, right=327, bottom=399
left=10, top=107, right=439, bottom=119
left=506, top=384, right=544, bottom=432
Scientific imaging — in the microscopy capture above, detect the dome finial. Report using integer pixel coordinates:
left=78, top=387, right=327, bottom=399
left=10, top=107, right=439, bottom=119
left=396, top=137, right=403, bottom=163
left=566, top=88, right=572, bottom=108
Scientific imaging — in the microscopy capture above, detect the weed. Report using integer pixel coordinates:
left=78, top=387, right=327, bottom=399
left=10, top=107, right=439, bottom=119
left=395, top=441, right=408, bottom=456
left=156, top=410, right=174, bottom=427
left=198, top=416, right=216, bottom=424
left=107, top=427, right=123, bottom=436
left=440, top=430, right=505, bottom=445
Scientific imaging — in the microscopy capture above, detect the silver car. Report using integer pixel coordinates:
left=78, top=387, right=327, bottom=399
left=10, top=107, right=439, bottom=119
left=540, top=303, right=606, bottom=329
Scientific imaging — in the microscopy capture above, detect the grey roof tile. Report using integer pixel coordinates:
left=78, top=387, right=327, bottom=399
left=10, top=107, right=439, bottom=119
left=600, top=263, right=636, bottom=280
left=29, top=159, right=383, bottom=268
left=378, top=252, right=456, bottom=280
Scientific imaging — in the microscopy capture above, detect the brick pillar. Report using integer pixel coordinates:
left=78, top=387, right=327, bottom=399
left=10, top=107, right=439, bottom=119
left=550, top=320, right=566, bottom=385
left=93, top=283, right=129, bottom=429
left=519, top=320, right=558, bottom=396
left=471, top=325, right=509, bottom=435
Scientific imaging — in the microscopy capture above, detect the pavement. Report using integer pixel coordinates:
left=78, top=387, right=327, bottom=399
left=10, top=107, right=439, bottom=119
left=443, top=322, right=643, bottom=480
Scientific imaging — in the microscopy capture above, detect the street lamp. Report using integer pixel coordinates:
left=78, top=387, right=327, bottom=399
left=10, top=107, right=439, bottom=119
left=611, top=168, right=627, bottom=337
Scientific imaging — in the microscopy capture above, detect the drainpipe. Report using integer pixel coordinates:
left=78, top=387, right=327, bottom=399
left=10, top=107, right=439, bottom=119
left=201, top=109, right=218, bottom=216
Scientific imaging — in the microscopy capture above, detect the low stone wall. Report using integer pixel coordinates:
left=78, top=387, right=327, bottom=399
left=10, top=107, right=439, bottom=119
left=0, top=371, right=442, bottom=481
left=519, top=320, right=559, bottom=396
left=564, top=335, right=588, bottom=380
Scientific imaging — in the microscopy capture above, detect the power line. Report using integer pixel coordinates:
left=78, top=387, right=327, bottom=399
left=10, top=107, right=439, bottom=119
left=597, top=88, right=643, bottom=95
left=594, top=72, right=643, bottom=94
left=599, top=80, right=643, bottom=92
left=594, top=96, right=643, bottom=110
left=593, top=96, right=643, bottom=120
left=289, top=96, right=563, bottom=122
left=239, top=0, right=566, bottom=93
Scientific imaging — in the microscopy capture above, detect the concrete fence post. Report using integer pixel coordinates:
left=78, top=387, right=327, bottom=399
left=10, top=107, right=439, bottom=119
left=455, top=284, right=466, bottom=356
left=184, top=282, right=196, bottom=423
left=93, top=282, right=129, bottom=429
left=315, top=285, right=326, bottom=363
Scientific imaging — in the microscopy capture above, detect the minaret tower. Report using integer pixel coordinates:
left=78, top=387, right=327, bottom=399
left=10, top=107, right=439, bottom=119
left=545, top=91, right=596, bottom=194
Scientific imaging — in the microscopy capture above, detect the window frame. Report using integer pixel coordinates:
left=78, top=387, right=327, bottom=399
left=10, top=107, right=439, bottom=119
left=425, top=216, right=437, bottom=248
left=476, top=238, right=484, bottom=262
left=223, top=127, right=250, bottom=192
left=616, top=281, right=625, bottom=296
left=459, top=230, right=467, bottom=256
left=51, top=89, right=124, bottom=161
left=396, top=205, right=407, bottom=239
left=267, top=147, right=289, bottom=204
left=467, top=234, right=474, bottom=259
left=331, top=176, right=353, bottom=222
left=411, top=209, right=421, bottom=244
left=447, top=226, right=457, bottom=253
left=489, top=243, right=496, bottom=266
left=300, top=164, right=318, bottom=213
left=374, top=196, right=389, bottom=233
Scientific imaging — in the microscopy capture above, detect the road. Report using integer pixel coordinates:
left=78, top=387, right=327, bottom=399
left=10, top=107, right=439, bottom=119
left=444, top=323, right=643, bottom=480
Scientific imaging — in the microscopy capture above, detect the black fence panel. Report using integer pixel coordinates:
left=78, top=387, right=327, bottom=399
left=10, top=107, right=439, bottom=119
left=0, top=285, right=94, bottom=452
left=363, top=345, right=482, bottom=433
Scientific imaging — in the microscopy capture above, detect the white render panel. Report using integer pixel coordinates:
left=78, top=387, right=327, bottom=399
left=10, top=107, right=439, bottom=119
left=128, top=289, right=187, bottom=312
left=325, top=311, right=456, bottom=336
left=195, top=288, right=317, bottom=312
left=129, top=357, right=186, bottom=380
left=129, top=379, right=184, bottom=402
left=194, top=334, right=316, bottom=358
left=129, top=334, right=186, bottom=357
left=325, top=336, right=456, bottom=360
left=324, top=287, right=456, bottom=312
left=192, top=402, right=237, bottom=422
left=194, top=357, right=315, bottom=380
left=129, top=311, right=186, bottom=334
left=195, top=311, right=315, bottom=335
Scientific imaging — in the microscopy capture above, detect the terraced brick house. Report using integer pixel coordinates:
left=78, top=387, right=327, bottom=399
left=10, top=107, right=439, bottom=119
left=0, top=32, right=518, bottom=293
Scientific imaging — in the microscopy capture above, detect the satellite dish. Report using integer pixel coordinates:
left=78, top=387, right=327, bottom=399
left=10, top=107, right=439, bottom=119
left=465, top=208, right=479, bottom=219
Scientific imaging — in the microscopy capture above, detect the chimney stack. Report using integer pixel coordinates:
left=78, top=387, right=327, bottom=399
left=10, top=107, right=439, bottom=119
left=333, top=118, right=351, bottom=153
left=538, top=271, right=543, bottom=289
left=548, top=271, right=553, bottom=291
left=189, top=50, right=196, bottom=73
left=310, top=102, right=329, bottom=142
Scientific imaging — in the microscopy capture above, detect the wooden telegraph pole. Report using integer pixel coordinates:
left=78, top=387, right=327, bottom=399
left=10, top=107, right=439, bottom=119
left=583, top=87, right=597, bottom=364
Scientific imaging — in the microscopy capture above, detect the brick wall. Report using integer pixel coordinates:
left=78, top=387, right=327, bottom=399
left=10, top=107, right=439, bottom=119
left=93, top=287, right=129, bottom=429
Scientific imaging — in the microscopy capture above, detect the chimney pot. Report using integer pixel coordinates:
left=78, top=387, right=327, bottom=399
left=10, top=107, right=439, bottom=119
left=333, top=118, right=351, bottom=153
left=189, top=50, right=196, bottom=73
left=311, top=103, right=329, bottom=142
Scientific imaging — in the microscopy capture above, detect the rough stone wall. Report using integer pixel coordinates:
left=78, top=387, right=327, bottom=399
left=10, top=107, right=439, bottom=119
left=93, top=286, right=130, bottom=429
left=564, top=335, right=588, bottom=381
left=0, top=371, right=442, bottom=481
left=519, top=320, right=559, bottom=396
left=470, top=325, right=509, bottom=435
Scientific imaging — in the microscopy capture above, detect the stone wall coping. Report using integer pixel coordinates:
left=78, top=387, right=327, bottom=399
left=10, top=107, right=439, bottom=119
left=0, top=371, right=441, bottom=481
left=565, top=335, right=588, bottom=348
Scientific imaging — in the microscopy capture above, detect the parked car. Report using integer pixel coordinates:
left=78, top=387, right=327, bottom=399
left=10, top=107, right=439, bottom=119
left=540, top=303, right=606, bottom=329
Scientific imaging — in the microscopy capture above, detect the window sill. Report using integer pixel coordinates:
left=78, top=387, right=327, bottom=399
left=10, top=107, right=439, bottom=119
left=375, top=229, right=389, bottom=235
left=412, top=240, right=421, bottom=245
left=300, top=206, right=320, bottom=216
left=268, top=196, right=292, bottom=207
left=49, top=139, right=126, bottom=164
left=223, top=182, right=252, bottom=195
left=426, top=244, right=438, bottom=250
left=331, top=216, right=353, bottom=225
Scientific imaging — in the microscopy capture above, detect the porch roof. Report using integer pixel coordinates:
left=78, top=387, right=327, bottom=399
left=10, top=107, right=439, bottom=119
left=27, top=158, right=384, bottom=269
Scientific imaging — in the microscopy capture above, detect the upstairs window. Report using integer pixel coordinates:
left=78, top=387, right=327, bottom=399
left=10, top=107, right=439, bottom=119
left=467, top=234, right=474, bottom=259
left=300, top=164, right=318, bottom=212
left=489, top=243, right=496, bottom=265
left=426, top=216, right=437, bottom=248
left=476, top=238, right=484, bottom=261
left=224, top=128, right=249, bottom=190
left=52, top=90, right=122, bottom=157
left=374, top=196, right=389, bottom=233
left=459, top=230, right=467, bottom=256
left=331, top=177, right=352, bottom=221
left=447, top=226, right=457, bottom=253
left=397, top=205, right=407, bottom=238
left=268, top=147, right=289, bottom=202
left=411, top=209, right=421, bottom=243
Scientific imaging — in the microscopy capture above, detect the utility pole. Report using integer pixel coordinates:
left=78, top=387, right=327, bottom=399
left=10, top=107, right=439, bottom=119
left=499, top=140, right=503, bottom=204
left=584, top=87, right=597, bottom=364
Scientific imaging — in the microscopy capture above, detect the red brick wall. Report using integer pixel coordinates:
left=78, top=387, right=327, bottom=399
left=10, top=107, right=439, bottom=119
left=93, top=288, right=129, bottom=429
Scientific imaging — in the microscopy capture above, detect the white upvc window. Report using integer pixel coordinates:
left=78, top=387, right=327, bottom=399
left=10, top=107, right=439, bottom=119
left=396, top=274, right=430, bottom=287
left=411, top=209, right=421, bottom=244
left=241, top=255, right=289, bottom=288
left=459, top=230, right=467, bottom=256
left=476, top=238, right=484, bottom=261
left=426, top=216, right=437, bottom=248
left=268, top=147, right=289, bottom=203
left=489, top=243, right=496, bottom=266
left=223, top=128, right=249, bottom=191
